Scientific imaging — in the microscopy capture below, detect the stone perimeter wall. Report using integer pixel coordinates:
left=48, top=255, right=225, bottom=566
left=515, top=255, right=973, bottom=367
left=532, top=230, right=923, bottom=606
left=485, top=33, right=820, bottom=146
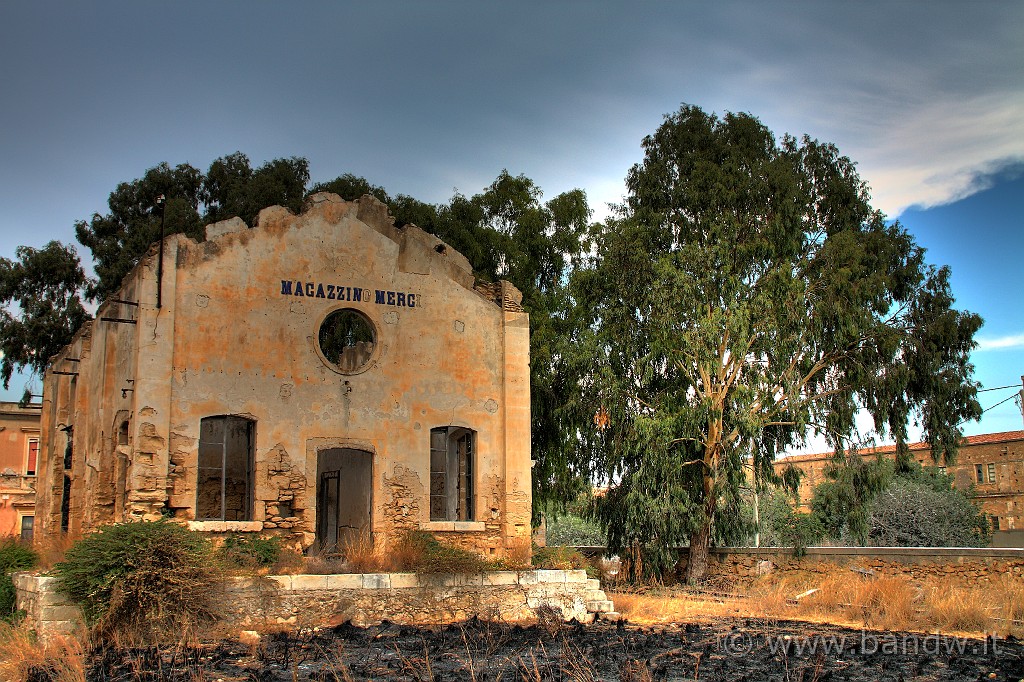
left=15, top=570, right=617, bottom=640
left=703, top=547, right=1024, bottom=586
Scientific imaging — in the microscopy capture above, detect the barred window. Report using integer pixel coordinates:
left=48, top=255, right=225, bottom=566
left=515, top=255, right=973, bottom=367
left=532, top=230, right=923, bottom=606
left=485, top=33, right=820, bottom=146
left=197, top=416, right=255, bottom=521
left=429, top=427, right=474, bottom=522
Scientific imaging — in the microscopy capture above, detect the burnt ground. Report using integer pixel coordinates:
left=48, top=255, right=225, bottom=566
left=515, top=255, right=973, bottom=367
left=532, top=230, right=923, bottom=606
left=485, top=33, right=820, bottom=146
left=36, top=618, right=1024, bottom=682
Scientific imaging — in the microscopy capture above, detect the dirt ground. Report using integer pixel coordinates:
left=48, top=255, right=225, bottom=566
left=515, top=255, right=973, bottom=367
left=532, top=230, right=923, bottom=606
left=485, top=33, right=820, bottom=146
left=41, top=616, right=1024, bottom=682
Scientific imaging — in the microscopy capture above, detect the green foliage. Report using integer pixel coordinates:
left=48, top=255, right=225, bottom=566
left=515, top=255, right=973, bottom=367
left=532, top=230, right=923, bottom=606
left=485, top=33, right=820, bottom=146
left=202, top=153, right=310, bottom=226
left=0, top=540, right=37, bottom=623
left=54, top=520, right=217, bottom=641
left=812, top=456, right=990, bottom=546
left=544, top=513, right=605, bottom=547
left=75, top=161, right=205, bottom=302
left=310, top=173, right=391, bottom=204
left=758, top=491, right=825, bottom=552
left=219, top=534, right=282, bottom=568
left=76, top=154, right=311, bottom=303
left=566, top=105, right=981, bottom=583
left=811, top=452, right=893, bottom=544
left=0, top=241, right=90, bottom=389
left=715, top=487, right=824, bottom=551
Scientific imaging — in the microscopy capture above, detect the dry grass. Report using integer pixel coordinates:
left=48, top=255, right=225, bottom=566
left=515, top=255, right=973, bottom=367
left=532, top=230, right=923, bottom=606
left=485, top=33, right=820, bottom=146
left=340, top=531, right=387, bottom=574
left=612, top=568, right=1024, bottom=638
left=0, top=621, right=87, bottom=682
left=924, top=587, right=992, bottom=632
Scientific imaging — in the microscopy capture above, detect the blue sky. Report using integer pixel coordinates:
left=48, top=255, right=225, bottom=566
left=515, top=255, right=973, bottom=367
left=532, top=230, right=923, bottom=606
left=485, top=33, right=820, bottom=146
left=0, top=2, right=1021, bottom=446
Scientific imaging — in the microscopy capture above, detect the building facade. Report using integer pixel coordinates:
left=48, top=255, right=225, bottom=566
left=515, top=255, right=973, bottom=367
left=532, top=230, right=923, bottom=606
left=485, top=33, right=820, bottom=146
left=0, top=402, right=41, bottom=540
left=777, top=430, right=1024, bottom=545
left=34, top=194, right=533, bottom=556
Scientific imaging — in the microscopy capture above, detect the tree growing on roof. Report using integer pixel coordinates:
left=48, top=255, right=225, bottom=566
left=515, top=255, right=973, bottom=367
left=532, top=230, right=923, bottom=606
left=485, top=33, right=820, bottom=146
left=564, top=105, right=982, bottom=582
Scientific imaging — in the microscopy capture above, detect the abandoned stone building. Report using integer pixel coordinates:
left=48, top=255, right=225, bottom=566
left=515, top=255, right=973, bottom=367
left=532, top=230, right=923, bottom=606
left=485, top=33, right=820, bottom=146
left=33, top=193, right=533, bottom=557
left=777, top=430, right=1024, bottom=547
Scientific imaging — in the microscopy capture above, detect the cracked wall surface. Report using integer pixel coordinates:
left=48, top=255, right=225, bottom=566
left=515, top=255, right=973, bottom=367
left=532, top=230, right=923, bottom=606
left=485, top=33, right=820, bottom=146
left=35, top=194, right=533, bottom=557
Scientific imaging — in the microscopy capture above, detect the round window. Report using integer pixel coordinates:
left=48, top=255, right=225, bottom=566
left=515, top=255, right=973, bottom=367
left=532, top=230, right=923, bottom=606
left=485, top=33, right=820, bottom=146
left=318, top=309, right=376, bottom=373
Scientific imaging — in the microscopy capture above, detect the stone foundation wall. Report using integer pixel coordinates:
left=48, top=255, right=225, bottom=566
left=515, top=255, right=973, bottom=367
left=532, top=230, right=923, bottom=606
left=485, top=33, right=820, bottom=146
left=12, top=573, right=83, bottom=638
left=702, top=547, right=1024, bottom=586
left=15, top=570, right=617, bottom=641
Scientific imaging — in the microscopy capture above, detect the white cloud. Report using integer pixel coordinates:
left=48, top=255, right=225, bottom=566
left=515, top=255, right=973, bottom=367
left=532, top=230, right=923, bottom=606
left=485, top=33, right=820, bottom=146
left=976, top=333, right=1024, bottom=352
left=851, top=92, right=1024, bottom=217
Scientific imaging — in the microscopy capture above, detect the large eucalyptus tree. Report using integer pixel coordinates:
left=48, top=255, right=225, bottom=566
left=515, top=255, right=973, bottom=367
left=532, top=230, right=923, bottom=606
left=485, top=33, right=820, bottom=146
left=568, top=106, right=982, bottom=582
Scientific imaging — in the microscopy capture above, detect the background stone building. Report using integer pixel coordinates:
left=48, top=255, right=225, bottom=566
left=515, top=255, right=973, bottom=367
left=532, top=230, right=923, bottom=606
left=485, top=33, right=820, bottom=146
left=34, top=194, right=533, bottom=557
left=0, top=401, right=41, bottom=540
left=777, top=430, right=1024, bottom=547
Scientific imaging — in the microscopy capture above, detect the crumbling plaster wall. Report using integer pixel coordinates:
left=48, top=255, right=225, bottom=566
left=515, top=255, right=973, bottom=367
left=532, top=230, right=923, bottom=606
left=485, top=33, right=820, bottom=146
left=37, top=194, right=533, bottom=557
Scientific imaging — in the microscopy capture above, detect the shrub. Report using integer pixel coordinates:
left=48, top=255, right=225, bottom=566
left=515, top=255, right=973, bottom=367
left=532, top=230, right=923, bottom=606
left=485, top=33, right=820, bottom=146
left=219, top=534, right=281, bottom=568
left=0, top=539, right=37, bottom=623
left=54, top=520, right=218, bottom=643
left=544, top=513, right=605, bottom=547
left=867, top=478, right=990, bottom=547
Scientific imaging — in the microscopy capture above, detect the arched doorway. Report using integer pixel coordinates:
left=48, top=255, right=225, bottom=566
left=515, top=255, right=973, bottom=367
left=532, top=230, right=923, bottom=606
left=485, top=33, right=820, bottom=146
left=315, top=448, right=372, bottom=555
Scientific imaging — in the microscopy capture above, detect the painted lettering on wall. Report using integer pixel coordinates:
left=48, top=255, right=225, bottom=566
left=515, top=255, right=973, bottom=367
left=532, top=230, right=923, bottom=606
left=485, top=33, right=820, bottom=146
left=280, top=280, right=417, bottom=308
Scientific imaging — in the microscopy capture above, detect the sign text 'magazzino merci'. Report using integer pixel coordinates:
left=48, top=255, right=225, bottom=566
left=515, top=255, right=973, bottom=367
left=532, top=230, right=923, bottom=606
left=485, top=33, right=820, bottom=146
left=280, top=280, right=417, bottom=308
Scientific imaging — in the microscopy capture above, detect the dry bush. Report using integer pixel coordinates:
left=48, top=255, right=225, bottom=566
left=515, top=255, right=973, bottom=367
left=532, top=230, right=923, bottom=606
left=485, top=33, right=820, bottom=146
left=270, top=547, right=307, bottom=574
left=388, top=531, right=491, bottom=574
left=617, top=567, right=1024, bottom=637
left=611, top=591, right=742, bottom=624
left=0, top=621, right=87, bottom=682
left=619, top=658, right=653, bottom=682
left=612, top=593, right=659, bottom=622
left=54, top=520, right=219, bottom=644
left=500, top=537, right=533, bottom=570
left=386, top=531, right=428, bottom=571
left=746, top=574, right=813, bottom=619
left=303, top=555, right=349, bottom=575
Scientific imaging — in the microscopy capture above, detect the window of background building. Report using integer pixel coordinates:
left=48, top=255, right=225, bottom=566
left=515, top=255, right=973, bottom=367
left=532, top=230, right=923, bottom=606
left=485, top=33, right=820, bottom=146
left=975, top=464, right=985, bottom=483
left=988, top=462, right=996, bottom=483
left=25, top=438, right=38, bottom=476
left=197, top=416, right=255, bottom=521
left=20, top=515, right=33, bottom=542
left=429, top=427, right=474, bottom=522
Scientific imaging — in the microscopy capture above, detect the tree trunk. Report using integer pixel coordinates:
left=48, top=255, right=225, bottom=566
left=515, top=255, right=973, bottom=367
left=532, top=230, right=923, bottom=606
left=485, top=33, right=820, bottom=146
left=685, top=483, right=718, bottom=584
left=685, top=516, right=713, bottom=584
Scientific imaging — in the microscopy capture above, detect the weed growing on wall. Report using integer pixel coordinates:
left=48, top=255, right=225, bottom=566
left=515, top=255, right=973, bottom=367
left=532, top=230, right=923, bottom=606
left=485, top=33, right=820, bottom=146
left=531, top=545, right=592, bottom=572
left=54, top=520, right=218, bottom=643
left=391, top=531, right=492, bottom=574
left=219, top=534, right=281, bottom=569
left=0, top=539, right=37, bottom=622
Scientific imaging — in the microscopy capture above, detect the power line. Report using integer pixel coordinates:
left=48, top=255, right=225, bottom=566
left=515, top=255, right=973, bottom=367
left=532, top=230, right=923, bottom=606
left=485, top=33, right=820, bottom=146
left=977, top=383, right=1019, bottom=393
left=980, top=393, right=1019, bottom=415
